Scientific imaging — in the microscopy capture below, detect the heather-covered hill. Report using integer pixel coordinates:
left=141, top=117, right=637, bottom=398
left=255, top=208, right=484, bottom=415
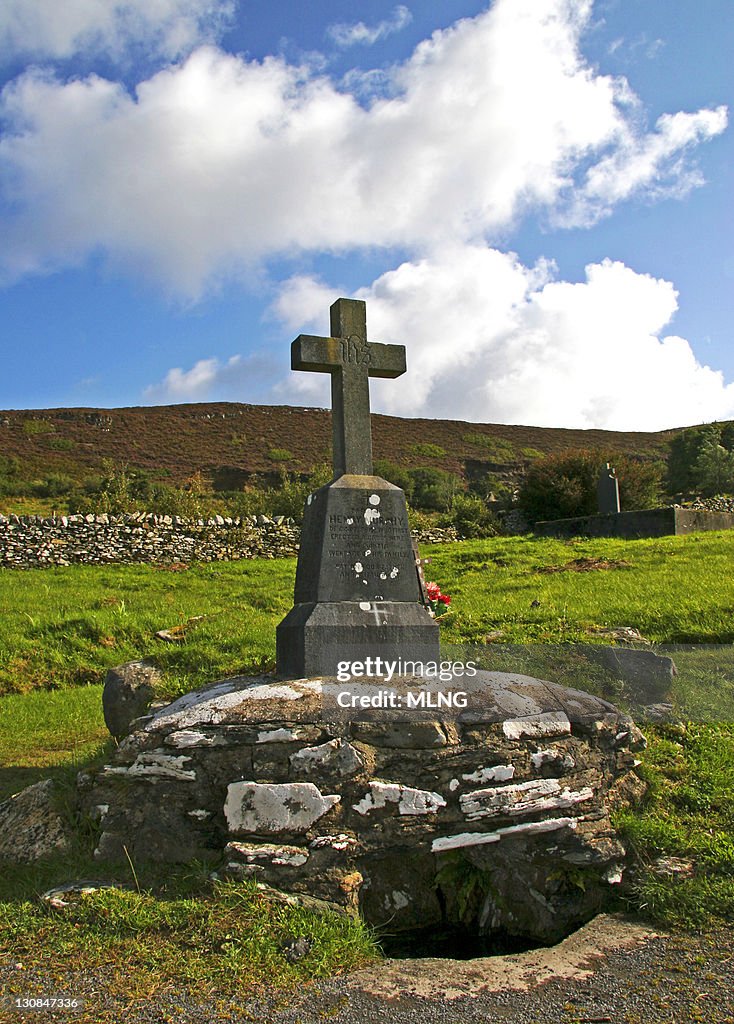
left=0, top=402, right=674, bottom=491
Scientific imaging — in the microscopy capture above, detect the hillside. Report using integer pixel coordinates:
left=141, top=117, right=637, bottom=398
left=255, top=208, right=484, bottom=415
left=0, top=402, right=675, bottom=493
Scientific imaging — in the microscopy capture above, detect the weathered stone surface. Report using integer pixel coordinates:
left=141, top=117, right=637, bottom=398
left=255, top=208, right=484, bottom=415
left=103, top=660, right=161, bottom=739
left=224, top=782, right=341, bottom=834
left=82, top=669, right=648, bottom=945
left=0, top=780, right=73, bottom=863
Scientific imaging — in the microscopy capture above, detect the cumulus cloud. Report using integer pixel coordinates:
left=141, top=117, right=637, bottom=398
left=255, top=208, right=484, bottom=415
left=0, top=0, right=233, bottom=63
left=144, top=351, right=280, bottom=403
left=268, top=248, right=734, bottom=431
left=0, top=0, right=726, bottom=296
left=327, top=6, right=412, bottom=48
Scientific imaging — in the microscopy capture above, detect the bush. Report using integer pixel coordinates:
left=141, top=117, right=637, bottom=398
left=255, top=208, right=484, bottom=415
left=441, top=494, right=500, bottom=538
left=410, top=443, right=446, bottom=459
left=408, top=467, right=459, bottom=512
left=519, top=449, right=663, bottom=524
left=667, top=423, right=728, bottom=494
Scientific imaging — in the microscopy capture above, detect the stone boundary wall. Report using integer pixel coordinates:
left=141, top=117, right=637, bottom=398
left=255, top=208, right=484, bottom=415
left=534, top=506, right=734, bottom=540
left=0, top=513, right=459, bottom=568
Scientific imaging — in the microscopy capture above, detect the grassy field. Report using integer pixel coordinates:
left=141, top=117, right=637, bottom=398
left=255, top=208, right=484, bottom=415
left=1, top=531, right=734, bottom=1013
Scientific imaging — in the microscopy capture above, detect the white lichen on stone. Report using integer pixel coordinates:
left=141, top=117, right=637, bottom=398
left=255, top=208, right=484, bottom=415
left=369, top=494, right=381, bottom=505
left=309, top=834, right=358, bottom=852
left=224, top=782, right=340, bottom=834
left=165, top=729, right=220, bottom=748
left=225, top=841, right=309, bottom=867
left=461, top=764, right=515, bottom=784
left=359, top=602, right=371, bottom=611
left=390, top=567, right=399, bottom=578
left=364, top=508, right=381, bottom=526
left=148, top=678, right=322, bottom=731
left=460, top=778, right=594, bottom=820
left=531, top=748, right=576, bottom=770
left=502, top=711, right=571, bottom=740
left=102, top=753, right=196, bottom=781
left=256, top=728, right=297, bottom=744
left=289, top=738, right=363, bottom=776
left=354, top=562, right=363, bottom=573
left=352, top=782, right=446, bottom=816
left=431, top=816, right=579, bottom=852
left=188, top=809, right=211, bottom=820
left=449, top=779, right=460, bottom=792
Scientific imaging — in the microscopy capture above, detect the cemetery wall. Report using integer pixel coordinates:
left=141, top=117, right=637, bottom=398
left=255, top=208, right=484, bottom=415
left=0, top=513, right=459, bottom=568
left=535, top=507, right=734, bottom=540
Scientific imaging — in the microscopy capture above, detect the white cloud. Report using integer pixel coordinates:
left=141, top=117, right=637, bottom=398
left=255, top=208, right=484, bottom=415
left=0, top=0, right=233, bottom=63
left=0, top=0, right=726, bottom=296
left=270, top=248, right=734, bottom=431
left=327, top=6, right=412, bottom=48
left=144, top=350, right=281, bottom=403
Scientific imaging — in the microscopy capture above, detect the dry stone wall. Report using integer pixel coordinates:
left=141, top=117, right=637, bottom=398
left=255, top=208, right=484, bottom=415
left=0, top=513, right=458, bottom=568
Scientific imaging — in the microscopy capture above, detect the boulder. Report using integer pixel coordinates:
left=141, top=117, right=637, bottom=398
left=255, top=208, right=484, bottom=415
left=0, top=779, right=73, bottom=862
left=102, top=660, right=161, bottom=739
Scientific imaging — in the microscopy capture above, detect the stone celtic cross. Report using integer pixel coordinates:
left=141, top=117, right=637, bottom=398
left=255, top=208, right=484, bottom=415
left=291, top=298, right=406, bottom=476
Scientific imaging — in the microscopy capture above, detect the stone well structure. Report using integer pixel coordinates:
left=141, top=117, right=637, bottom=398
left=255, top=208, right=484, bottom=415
left=82, top=670, right=646, bottom=945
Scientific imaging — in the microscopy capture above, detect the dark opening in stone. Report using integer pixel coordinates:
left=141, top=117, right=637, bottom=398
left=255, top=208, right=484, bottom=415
left=377, top=924, right=540, bottom=960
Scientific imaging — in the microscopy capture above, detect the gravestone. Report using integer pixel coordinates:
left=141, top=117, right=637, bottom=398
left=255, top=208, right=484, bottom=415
left=276, top=298, right=439, bottom=678
left=597, top=462, right=621, bottom=515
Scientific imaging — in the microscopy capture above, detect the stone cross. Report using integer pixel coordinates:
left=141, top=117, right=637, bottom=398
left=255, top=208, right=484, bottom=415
left=291, top=298, right=406, bottom=476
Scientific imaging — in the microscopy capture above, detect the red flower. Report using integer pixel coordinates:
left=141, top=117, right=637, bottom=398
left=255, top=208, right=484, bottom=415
left=438, top=593, right=451, bottom=605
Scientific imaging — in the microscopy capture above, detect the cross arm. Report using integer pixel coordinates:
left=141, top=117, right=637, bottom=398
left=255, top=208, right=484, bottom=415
left=367, top=342, right=406, bottom=378
left=291, top=335, right=341, bottom=373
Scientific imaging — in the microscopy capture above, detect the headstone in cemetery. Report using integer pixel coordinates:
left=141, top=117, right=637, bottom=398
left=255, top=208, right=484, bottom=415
left=597, top=462, right=621, bottom=515
left=276, top=298, right=439, bottom=678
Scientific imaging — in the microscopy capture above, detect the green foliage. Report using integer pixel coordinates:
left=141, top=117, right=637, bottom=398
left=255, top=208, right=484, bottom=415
left=667, top=423, right=734, bottom=495
left=521, top=447, right=544, bottom=459
left=518, top=449, right=662, bottom=523
left=408, top=467, right=459, bottom=512
left=232, top=466, right=332, bottom=522
left=463, top=433, right=516, bottom=460
left=373, top=459, right=414, bottom=493
left=374, top=460, right=459, bottom=511
left=0, top=875, right=379, bottom=1011
left=694, top=440, right=734, bottom=496
left=410, top=442, right=447, bottom=459
left=441, top=493, right=500, bottom=538
left=22, top=418, right=55, bottom=436
left=267, top=448, right=294, bottom=462
left=32, top=472, right=75, bottom=498
left=615, top=723, right=734, bottom=927
left=47, top=437, right=76, bottom=451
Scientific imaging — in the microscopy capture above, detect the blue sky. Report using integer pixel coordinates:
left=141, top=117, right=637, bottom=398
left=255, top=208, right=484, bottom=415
left=0, top=0, right=731, bottom=429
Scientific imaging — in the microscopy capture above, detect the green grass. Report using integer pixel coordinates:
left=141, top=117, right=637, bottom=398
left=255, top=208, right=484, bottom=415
left=0, top=874, right=379, bottom=1020
left=615, top=722, right=734, bottom=928
left=0, top=560, right=294, bottom=698
left=429, top=532, right=734, bottom=646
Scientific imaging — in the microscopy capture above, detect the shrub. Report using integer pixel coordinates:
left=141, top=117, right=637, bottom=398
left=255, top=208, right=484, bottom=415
left=410, top=443, right=446, bottom=459
left=22, top=418, right=55, bottom=436
left=408, top=467, right=459, bottom=512
left=519, top=449, right=663, bottom=523
left=441, top=493, right=500, bottom=538
left=462, top=433, right=515, bottom=460
left=267, top=448, right=294, bottom=463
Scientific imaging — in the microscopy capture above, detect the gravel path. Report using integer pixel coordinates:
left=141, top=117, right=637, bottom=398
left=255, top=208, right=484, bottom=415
left=2, top=917, right=733, bottom=1024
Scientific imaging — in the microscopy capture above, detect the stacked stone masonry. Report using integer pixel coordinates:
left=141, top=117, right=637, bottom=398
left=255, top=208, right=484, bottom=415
left=81, top=672, right=647, bottom=944
left=0, top=513, right=458, bottom=568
